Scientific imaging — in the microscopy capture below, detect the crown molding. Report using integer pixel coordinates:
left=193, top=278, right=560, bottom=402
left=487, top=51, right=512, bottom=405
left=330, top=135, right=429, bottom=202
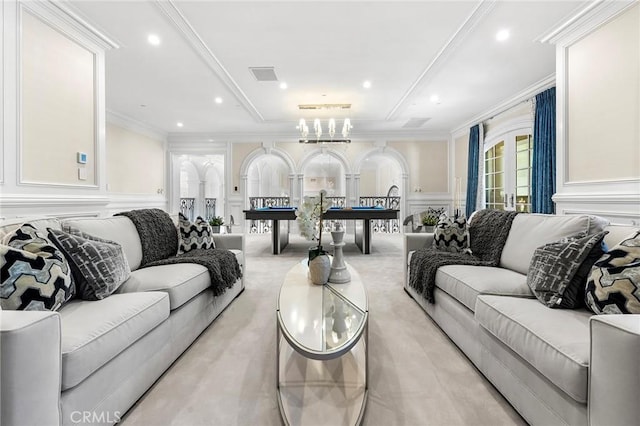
left=538, top=0, right=637, bottom=45
left=154, top=0, right=263, bottom=122
left=41, top=0, right=120, bottom=49
left=450, top=74, right=555, bottom=135
left=106, top=110, right=168, bottom=141
left=385, top=0, right=497, bottom=121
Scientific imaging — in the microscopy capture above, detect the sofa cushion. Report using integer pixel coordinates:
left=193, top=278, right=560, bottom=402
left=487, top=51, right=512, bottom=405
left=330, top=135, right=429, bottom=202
left=178, top=214, right=215, bottom=254
left=48, top=228, right=131, bottom=301
left=436, top=265, right=533, bottom=312
left=527, top=231, right=607, bottom=308
left=117, top=264, right=209, bottom=310
left=586, top=230, right=640, bottom=314
left=62, top=217, right=143, bottom=271
left=500, top=214, right=594, bottom=275
left=1, top=224, right=74, bottom=311
left=475, top=295, right=592, bottom=403
left=58, top=292, right=169, bottom=390
left=0, top=217, right=62, bottom=239
left=433, top=213, right=470, bottom=254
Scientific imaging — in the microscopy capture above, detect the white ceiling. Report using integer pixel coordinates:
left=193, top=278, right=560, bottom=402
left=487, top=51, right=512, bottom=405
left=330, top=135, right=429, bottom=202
left=67, top=0, right=590, bottom=140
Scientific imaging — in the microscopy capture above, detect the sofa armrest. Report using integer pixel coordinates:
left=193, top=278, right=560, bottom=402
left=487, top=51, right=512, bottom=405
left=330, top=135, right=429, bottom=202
left=1, top=310, right=62, bottom=425
left=403, top=233, right=434, bottom=287
left=589, top=315, right=640, bottom=426
left=213, top=234, right=244, bottom=252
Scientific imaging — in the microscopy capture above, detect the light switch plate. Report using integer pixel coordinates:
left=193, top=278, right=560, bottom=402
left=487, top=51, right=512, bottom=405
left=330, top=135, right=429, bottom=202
left=78, top=167, right=87, bottom=180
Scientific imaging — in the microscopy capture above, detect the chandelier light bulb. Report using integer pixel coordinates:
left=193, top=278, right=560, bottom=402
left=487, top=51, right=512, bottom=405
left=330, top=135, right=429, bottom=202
left=342, top=118, right=352, bottom=138
left=328, top=118, right=336, bottom=138
left=313, top=119, right=323, bottom=139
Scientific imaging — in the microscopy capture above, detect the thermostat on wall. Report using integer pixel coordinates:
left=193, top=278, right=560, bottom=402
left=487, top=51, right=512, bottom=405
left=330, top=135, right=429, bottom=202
left=77, top=152, right=88, bottom=164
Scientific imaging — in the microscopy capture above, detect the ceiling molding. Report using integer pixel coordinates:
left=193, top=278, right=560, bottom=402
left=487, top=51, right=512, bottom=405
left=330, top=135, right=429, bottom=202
left=47, top=1, right=120, bottom=49
left=106, top=110, right=168, bottom=141
left=538, top=0, right=636, bottom=45
left=450, top=73, right=555, bottom=135
left=385, top=0, right=497, bottom=121
left=154, top=0, right=264, bottom=122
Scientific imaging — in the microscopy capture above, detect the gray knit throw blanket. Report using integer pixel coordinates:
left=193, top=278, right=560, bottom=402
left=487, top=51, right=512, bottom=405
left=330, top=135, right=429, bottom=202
left=116, top=209, right=178, bottom=266
left=146, top=249, right=242, bottom=297
left=116, top=209, right=242, bottom=296
left=409, top=209, right=519, bottom=303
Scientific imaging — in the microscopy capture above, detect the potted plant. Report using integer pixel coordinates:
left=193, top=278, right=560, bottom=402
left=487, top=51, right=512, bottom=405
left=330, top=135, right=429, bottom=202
left=295, top=190, right=331, bottom=285
left=209, top=216, right=224, bottom=233
left=421, top=215, right=438, bottom=233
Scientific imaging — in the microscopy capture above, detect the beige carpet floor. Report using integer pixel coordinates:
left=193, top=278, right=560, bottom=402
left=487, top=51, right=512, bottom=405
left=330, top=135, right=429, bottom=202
left=121, top=233, right=526, bottom=426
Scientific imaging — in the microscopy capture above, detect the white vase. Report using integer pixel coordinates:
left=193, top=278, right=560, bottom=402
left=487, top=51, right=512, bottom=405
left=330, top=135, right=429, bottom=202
left=308, top=253, right=331, bottom=285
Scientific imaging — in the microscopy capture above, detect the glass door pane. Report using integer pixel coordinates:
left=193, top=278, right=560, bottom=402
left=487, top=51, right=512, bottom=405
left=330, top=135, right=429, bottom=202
left=484, top=141, right=505, bottom=211
left=515, top=135, right=532, bottom=212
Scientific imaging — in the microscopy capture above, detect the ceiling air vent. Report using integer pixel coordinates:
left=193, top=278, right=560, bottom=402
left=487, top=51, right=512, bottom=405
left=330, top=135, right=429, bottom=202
left=402, top=117, right=431, bottom=128
left=249, top=67, right=278, bottom=82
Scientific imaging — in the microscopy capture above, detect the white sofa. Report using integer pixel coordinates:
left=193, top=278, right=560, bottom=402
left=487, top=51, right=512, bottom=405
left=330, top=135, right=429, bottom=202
left=404, top=213, right=640, bottom=426
left=0, top=215, right=245, bottom=426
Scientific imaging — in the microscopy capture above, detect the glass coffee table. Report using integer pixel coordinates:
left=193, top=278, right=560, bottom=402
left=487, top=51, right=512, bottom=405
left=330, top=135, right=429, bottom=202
left=277, top=259, right=368, bottom=425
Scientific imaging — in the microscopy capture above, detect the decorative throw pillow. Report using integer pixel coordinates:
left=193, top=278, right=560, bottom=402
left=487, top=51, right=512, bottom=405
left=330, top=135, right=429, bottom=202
left=563, top=238, right=607, bottom=309
left=1, top=224, right=74, bottom=311
left=178, top=213, right=215, bottom=254
left=48, top=228, right=131, bottom=301
left=432, top=213, right=470, bottom=254
left=527, top=231, right=607, bottom=308
left=585, top=231, right=640, bottom=314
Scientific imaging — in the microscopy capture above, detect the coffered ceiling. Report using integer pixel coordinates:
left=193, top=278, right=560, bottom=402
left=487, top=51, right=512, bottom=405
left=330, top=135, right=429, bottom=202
left=66, top=0, right=591, bottom=140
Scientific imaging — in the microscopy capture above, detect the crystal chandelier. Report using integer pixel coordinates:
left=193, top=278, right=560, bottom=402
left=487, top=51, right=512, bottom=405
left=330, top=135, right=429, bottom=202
left=297, top=118, right=352, bottom=143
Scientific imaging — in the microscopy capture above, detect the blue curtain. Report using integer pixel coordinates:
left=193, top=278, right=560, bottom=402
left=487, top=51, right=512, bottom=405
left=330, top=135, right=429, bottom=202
left=465, top=125, right=480, bottom=218
left=532, top=87, right=556, bottom=214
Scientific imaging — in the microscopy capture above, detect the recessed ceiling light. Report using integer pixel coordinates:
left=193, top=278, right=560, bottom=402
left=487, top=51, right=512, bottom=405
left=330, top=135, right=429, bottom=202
left=430, top=94, right=440, bottom=104
left=279, top=82, right=288, bottom=90
left=147, top=34, right=161, bottom=46
left=176, top=122, right=183, bottom=128
left=214, top=97, right=223, bottom=104
left=363, top=80, right=372, bottom=89
left=496, top=29, right=510, bottom=42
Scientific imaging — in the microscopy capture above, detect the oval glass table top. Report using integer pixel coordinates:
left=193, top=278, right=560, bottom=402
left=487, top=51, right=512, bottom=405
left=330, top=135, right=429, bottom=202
left=277, top=259, right=368, bottom=360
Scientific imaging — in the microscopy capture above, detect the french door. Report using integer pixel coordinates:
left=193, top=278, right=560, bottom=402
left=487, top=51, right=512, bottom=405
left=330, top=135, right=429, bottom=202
left=484, top=131, right=533, bottom=212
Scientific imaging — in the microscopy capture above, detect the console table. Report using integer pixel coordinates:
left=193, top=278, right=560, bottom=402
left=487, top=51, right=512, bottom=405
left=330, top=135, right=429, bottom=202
left=243, top=207, right=399, bottom=254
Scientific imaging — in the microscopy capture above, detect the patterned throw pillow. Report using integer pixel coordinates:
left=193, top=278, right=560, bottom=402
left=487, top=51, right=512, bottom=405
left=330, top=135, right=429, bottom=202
left=178, top=213, right=215, bottom=254
left=0, top=223, right=74, bottom=311
left=432, top=213, right=470, bottom=254
left=48, top=228, right=131, bottom=300
left=585, top=231, right=640, bottom=314
left=527, top=231, right=607, bottom=308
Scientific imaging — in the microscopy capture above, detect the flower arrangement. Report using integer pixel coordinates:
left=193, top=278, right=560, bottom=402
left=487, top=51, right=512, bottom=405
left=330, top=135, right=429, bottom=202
left=296, top=189, right=331, bottom=259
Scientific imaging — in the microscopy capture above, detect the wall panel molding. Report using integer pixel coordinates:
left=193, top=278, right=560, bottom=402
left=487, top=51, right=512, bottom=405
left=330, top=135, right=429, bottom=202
left=17, top=4, right=104, bottom=188
left=552, top=1, right=640, bottom=222
left=106, top=193, right=167, bottom=214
